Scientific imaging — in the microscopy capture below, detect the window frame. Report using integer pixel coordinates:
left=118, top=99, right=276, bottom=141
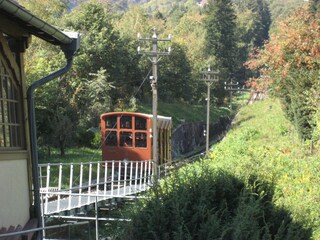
left=0, top=54, right=23, bottom=150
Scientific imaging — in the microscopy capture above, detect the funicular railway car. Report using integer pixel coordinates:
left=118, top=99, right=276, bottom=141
left=100, top=112, right=172, bottom=165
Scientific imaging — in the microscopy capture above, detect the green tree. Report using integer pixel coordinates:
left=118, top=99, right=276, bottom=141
left=310, top=0, right=320, bottom=13
left=204, top=0, right=237, bottom=76
left=63, top=1, right=139, bottom=119
left=234, top=0, right=271, bottom=80
left=158, top=43, right=193, bottom=102
left=204, top=0, right=238, bottom=103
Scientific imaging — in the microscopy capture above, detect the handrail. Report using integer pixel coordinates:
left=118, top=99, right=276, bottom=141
left=38, top=160, right=153, bottom=215
left=0, top=221, right=89, bottom=238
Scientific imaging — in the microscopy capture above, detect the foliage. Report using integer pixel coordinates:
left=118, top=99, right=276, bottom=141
left=157, top=43, right=193, bottom=102
left=234, top=0, right=271, bottom=81
left=63, top=0, right=131, bottom=113
left=20, top=0, right=272, bottom=153
left=113, top=98, right=319, bottom=239
left=210, top=98, right=320, bottom=238
left=245, top=7, right=320, bottom=140
left=204, top=0, right=240, bottom=102
left=118, top=161, right=311, bottom=239
left=138, top=101, right=230, bottom=128
left=309, top=0, right=320, bottom=13
left=204, top=0, right=238, bottom=76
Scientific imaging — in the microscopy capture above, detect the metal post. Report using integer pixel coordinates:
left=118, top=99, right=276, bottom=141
left=138, top=28, right=171, bottom=182
left=200, top=67, right=219, bottom=155
left=151, top=32, right=158, bottom=180
left=206, top=82, right=211, bottom=154
left=95, top=197, right=99, bottom=240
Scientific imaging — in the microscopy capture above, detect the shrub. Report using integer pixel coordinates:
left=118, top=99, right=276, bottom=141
left=117, top=162, right=311, bottom=240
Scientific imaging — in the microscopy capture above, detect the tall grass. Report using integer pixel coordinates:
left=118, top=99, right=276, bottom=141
left=113, top=98, right=319, bottom=239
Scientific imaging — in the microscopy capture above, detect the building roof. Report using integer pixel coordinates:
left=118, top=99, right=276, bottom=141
left=0, top=0, right=72, bottom=45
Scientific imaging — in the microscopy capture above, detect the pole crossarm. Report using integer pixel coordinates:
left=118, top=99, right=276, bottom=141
left=138, top=51, right=171, bottom=56
left=137, top=27, right=171, bottom=182
left=224, top=79, right=240, bottom=91
left=138, top=38, right=171, bottom=42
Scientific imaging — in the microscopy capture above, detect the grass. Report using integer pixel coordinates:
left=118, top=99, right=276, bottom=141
left=38, top=147, right=101, bottom=164
left=138, top=100, right=232, bottom=128
left=209, top=97, right=320, bottom=239
left=114, top=97, right=320, bottom=239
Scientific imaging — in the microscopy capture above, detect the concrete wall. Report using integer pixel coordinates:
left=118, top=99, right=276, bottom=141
left=0, top=158, right=30, bottom=228
left=171, top=117, right=230, bottom=158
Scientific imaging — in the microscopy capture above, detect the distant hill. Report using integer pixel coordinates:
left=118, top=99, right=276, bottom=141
left=68, top=0, right=307, bottom=22
left=68, top=0, right=202, bottom=13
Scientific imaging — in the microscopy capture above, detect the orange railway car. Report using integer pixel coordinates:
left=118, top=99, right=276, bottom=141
left=100, top=112, right=172, bottom=165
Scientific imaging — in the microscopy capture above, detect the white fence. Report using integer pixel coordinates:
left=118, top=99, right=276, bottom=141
left=38, top=160, right=153, bottom=215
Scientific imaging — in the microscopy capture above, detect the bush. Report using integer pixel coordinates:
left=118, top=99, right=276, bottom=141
left=117, top=162, right=311, bottom=240
left=76, top=127, right=96, bottom=147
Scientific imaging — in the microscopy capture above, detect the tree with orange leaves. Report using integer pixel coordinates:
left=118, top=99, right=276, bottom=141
left=245, top=6, right=320, bottom=140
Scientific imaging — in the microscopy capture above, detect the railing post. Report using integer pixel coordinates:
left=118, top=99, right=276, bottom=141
left=79, top=163, right=83, bottom=207
left=124, top=161, right=128, bottom=195
left=129, top=161, right=133, bottom=194
left=41, top=193, right=46, bottom=238
left=139, top=162, right=143, bottom=190
left=45, top=164, right=50, bottom=214
left=111, top=161, right=115, bottom=196
left=95, top=196, right=99, bottom=240
left=57, top=163, right=62, bottom=212
left=134, top=162, right=138, bottom=192
left=68, top=164, right=74, bottom=210
left=148, top=161, right=152, bottom=185
left=117, top=161, right=121, bottom=196
left=104, top=162, right=108, bottom=195
left=96, top=162, right=100, bottom=198
left=88, top=163, right=92, bottom=205
left=144, top=161, right=147, bottom=190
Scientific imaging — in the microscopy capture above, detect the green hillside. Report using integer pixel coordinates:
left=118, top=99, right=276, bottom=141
left=118, top=97, right=320, bottom=239
left=210, top=97, right=320, bottom=238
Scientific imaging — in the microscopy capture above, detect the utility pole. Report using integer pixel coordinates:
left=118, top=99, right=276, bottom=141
left=137, top=27, right=171, bottom=182
left=224, top=78, right=239, bottom=110
left=200, top=66, right=219, bottom=155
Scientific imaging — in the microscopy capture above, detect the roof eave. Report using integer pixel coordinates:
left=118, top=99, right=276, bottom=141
left=0, top=0, right=72, bottom=45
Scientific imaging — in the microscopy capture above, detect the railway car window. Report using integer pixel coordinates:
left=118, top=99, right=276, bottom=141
left=105, top=131, right=117, bottom=146
left=120, top=116, right=132, bottom=129
left=135, top=117, right=147, bottom=130
left=120, top=132, right=132, bottom=147
left=135, top=132, right=147, bottom=148
left=105, top=116, right=117, bottom=129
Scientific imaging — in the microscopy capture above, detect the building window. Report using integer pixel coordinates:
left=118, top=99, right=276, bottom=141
left=0, top=60, right=22, bottom=148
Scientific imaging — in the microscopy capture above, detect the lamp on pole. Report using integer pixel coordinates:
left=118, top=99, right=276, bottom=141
left=200, top=66, right=219, bottom=155
left=137, top=27, right=171, bottom=182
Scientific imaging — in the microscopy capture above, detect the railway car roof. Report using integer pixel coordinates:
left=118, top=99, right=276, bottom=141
left=101, top=112, right=172, bottom=129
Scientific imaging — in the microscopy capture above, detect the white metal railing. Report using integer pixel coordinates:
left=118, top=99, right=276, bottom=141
left=38, top=160, right=153, bottom=215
